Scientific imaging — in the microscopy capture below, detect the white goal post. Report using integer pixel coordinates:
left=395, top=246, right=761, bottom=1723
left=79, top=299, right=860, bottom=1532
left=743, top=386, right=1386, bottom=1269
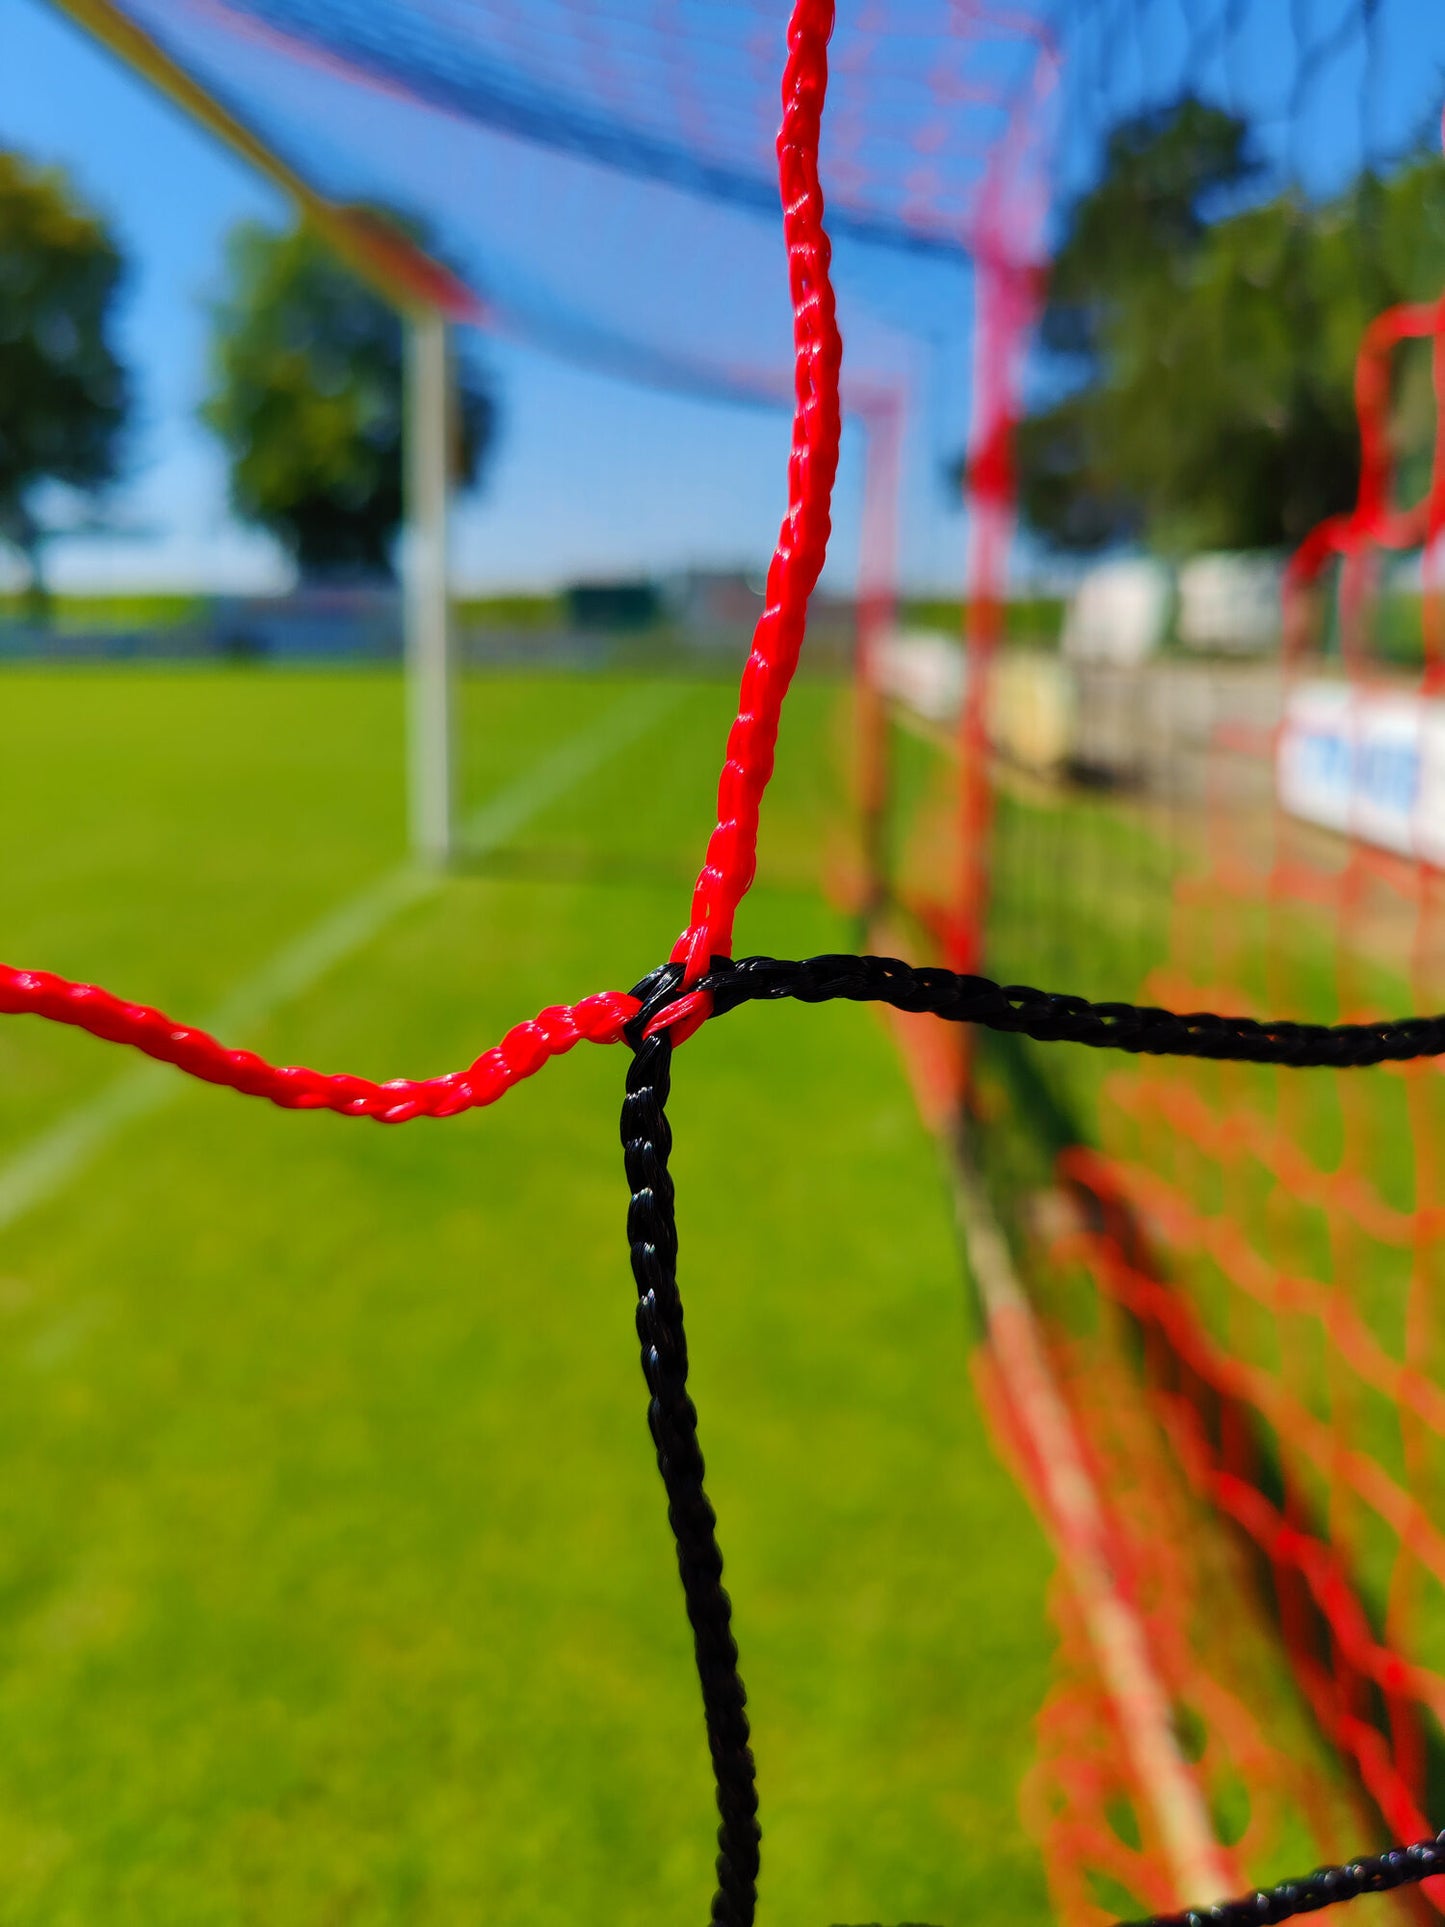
left=403, top=310, right=456, bottom=865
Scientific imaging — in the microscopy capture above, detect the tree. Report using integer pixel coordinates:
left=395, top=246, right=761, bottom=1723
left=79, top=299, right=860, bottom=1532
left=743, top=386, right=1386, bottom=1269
left=201, top=221, right=495, bottom=581
left=995, top=101, right=1445, bottom=556
left=0, top=151, right=130, bottom=604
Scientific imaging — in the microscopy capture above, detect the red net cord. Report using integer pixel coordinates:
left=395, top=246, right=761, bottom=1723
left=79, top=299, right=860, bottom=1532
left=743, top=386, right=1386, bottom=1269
left=671, top=0, right=843, bottom=990
left=0, top=964, right=639, bottom=1123
left=0, top=0, right=845, bottom=1107
left=1040, top=276, right=1445, bottom=1906
left=853, top=389, right=903, bottom=920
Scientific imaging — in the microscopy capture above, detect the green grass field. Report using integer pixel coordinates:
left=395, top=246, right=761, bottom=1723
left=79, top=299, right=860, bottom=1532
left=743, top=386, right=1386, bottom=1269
left=0, top=667, right=1056, bottom=1926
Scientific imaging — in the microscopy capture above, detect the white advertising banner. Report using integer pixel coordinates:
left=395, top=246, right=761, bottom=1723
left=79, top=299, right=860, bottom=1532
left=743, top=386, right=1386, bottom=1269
left=1061, top=559, right=1171, bottom=665
left=1278, top=680, right=1445, bottom=866
left=874, top=629, right=966, bottom=724
left=1177, top=553, right=1283, bottom=654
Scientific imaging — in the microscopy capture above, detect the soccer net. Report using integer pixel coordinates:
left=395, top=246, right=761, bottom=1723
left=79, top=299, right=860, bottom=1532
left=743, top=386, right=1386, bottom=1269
left=861, top=0, right=1445, bottom=1918
left=31, top=1, right=1445, bottom=1923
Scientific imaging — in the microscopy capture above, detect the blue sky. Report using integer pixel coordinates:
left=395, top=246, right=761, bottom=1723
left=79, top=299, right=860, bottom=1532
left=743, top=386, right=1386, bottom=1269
left=1, top=0, right=981, bottom=596
left=6, top=0, right=1443, bottom=598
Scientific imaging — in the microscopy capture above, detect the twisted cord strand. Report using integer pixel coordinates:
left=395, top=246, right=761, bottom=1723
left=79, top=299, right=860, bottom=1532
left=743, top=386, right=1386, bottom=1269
left=623, top=962, right=1445, bottom=1927
left=1127, top=1829, right=1445, bottom=1926
left=13, top=4, right=1432, bottom=1919
left=621, top=1005, right=760, bottom=1927
left=683, top=953, right=1445, bottom=1068
left=3, top=949, right=1445, bottom=1128
left=7, top=960, right=1445, bottom=1927
left=673, top=0, right=843, bottom=987
left=0, top=962, right=637, bottom=1122
left=625, top=958, right=1445, bottom=1927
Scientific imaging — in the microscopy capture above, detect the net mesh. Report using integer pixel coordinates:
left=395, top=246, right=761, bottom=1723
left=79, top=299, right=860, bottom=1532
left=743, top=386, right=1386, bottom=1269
left=110, top=0, right=1052, bottom=406
left=32, top=0, right=1445, bottom=1920
left=856, top=0, right=1445, bottom=1917
left=859, top=0, right=1445, bottom=1911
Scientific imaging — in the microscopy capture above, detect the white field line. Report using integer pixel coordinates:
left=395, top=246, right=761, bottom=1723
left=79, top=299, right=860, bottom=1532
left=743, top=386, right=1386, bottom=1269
left=948, top=1135, right=1233, bottom=1911
left=0, top=684, right=682, bottom=1235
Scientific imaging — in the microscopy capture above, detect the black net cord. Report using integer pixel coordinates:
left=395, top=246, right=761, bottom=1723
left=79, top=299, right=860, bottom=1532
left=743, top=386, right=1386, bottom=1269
left=1128, top=1830, right=1445, bottom=1926
left=685, top=952, right=1445, bottom=1068
left=615, top=960, right=1445, bottom=1927
left=621, top=1026, right=760, bottom=1927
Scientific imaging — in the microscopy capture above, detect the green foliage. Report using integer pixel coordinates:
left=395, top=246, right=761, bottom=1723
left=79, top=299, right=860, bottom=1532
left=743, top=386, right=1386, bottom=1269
left=201, top=222, right=495, bottom=580
left=1013, top=102, right=1445, bottom=555
left=0, top=150, right=129, bottom=594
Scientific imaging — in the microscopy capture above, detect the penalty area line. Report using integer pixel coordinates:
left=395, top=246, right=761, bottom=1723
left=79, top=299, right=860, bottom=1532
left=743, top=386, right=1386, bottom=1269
left=0, top=683, right=683, bottom=1235
left=947, top=1132, right=1234, bottom=1911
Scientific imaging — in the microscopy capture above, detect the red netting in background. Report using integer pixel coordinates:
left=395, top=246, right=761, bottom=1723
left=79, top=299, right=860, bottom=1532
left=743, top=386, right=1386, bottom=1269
left=864, top=2, right=1445, bottom=1918
left=1056, top=290, right=1445, bottom=1879
left=981, top=1327, right=1375, bottom=1926
left=106, top=0, right=1058, bottom=414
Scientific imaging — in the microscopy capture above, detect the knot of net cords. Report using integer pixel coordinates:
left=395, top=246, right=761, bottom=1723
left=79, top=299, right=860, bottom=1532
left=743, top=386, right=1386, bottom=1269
left=633, top=957, right=740, bottom=1047
left=685, top=953, right=1445, bottom=1068
left=622, top=960, right=689, bottom=1050
left=1126, top=1828, right=1445, bottom=1926
left=620, top=1004, right=760, bottom=1927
